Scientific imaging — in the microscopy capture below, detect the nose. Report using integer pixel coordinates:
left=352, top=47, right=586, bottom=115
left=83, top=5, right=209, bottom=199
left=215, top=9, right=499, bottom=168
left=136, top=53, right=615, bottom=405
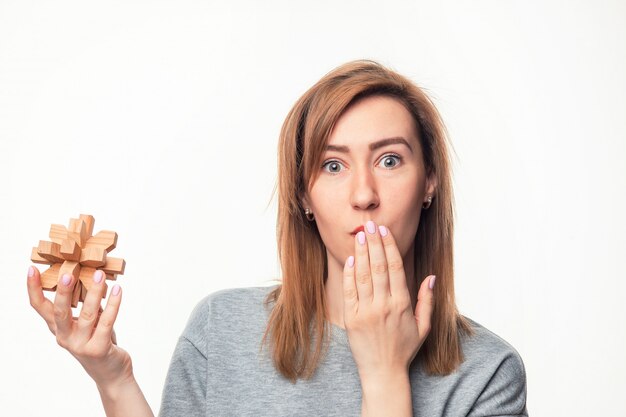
left=350, top=166, right=380, bottom=211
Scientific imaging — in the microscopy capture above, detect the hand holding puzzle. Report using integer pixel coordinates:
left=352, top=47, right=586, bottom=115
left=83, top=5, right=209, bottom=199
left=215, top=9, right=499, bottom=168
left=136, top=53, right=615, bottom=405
left=30, top=214, right=125, bottom=307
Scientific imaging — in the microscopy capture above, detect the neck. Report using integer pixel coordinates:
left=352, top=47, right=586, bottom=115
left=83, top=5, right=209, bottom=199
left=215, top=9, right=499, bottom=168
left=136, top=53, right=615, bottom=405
left=324, top=245, right=417, bottom=329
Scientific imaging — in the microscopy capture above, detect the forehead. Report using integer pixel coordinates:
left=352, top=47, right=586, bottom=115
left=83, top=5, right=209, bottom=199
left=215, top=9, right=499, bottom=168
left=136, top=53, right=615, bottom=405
left=327, top=95, right=418, bottom=147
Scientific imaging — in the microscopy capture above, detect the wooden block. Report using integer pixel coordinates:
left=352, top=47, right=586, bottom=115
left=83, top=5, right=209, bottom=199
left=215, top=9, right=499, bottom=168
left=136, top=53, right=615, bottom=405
left=31, top=247, right=52, bottom=265
left=32, top=214, right=123, bottom=303
left=37, top=240, right=64, bottom=263
left=60, top=238, right=81, bottom=261
left=40, top=263, right=61, bottom=290
left=80, top=281, right=87, bottom=301
left=85, top=230, right=117, bottom=251
left=80, top=246, right=106, bottom=267
left=59, top=260, right=81, bottom=282
left=80, top=267, right=99, bottom=291
left=71, top=280, right=82, bottom=308
left=49, top=224, right=68, bottom=244
left=68, top=218, right=89, bottom=247
left=78, top=214, right=95, bottom=239
left=102, top=257, right=125, bottom=275
left=78, top=266, right=97, bottom=283
left=79, top=281, right=107, bottom=301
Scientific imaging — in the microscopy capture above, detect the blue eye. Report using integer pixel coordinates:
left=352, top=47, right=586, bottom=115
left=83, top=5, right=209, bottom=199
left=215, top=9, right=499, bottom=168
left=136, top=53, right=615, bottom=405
left=321, top=154, right=402, bottom=175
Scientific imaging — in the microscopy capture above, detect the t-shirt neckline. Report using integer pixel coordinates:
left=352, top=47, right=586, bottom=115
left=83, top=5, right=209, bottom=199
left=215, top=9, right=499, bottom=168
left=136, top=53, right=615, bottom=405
left=329, top=322, right=350, bottom=347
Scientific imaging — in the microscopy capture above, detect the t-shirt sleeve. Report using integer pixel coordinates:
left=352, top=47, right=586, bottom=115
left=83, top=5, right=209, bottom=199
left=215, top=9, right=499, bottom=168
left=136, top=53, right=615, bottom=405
left=158, top=296, right=210, bottom=417
left=157, top=336, right=207, bottom=417
left=467, top=350, right=529, bottom=417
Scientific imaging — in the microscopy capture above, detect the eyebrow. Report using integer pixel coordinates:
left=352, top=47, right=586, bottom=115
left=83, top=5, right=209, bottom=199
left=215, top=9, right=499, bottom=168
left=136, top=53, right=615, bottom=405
left=325, top=136, right=414, bottom=154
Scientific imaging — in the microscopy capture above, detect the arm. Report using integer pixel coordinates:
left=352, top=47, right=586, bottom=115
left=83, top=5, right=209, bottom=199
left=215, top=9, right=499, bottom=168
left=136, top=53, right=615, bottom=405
left=158, top=336, right=207, bottom=417
left=360, top=371, right=412, bottom=417
left=97, top=376, right=154, bottom=417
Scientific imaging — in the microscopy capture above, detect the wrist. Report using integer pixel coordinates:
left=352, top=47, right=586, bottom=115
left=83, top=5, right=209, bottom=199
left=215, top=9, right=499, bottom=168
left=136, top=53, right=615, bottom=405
left=360, top=369, right=410, bottom=393
left=96, top=373, right=138, bottom=401
left=360, top=370, right=412, bottom=416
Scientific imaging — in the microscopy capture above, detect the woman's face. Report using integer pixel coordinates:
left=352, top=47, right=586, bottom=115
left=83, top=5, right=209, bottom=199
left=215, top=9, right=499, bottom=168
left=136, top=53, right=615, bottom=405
left=302, top=95, right=436, bottom=273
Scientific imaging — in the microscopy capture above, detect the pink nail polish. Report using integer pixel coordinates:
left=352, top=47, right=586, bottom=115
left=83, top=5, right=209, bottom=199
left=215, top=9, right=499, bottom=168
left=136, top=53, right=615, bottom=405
left=379, top=225, right=388, bottom=237
left=93, top=270, right=103, bottom=283
left=112, top=285, right=121, bottom=296
left=366, top=220, right=376, bottom=234
left=61, top=274, right=72, bottom=286
left=357, top=231, right=366, bottom=245
left=429, top=275, right=437, bottom=290
left=347, top=256, right=354, bottom=267
left=28, top=266, right=34, bottom=278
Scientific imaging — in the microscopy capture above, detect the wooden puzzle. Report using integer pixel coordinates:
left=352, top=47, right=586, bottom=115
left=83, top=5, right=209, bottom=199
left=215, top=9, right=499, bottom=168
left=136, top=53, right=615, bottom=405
left=30, top=214, right=126, bottom=308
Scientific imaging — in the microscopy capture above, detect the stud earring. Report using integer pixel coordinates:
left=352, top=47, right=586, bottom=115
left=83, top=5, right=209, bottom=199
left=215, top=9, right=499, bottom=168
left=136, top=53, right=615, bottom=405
left=422, top=196, right=433, bottom=209
left=304, top=208, right=315, bottom=221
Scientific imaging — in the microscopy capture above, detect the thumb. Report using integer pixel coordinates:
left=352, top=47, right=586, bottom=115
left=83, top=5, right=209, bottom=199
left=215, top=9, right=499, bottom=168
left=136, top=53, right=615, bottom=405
left=414, top=275, right=436, bottom=338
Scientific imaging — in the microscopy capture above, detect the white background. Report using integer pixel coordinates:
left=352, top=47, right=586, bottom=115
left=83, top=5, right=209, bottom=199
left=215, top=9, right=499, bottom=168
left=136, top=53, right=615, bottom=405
left=1, top=1, right=625, bottom=416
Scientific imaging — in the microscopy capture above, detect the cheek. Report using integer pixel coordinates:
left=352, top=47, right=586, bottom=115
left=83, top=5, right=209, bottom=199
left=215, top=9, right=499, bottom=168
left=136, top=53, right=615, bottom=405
left=383, top=177, right=423, bottom=213
left=382, top=184, right=422, bottom=256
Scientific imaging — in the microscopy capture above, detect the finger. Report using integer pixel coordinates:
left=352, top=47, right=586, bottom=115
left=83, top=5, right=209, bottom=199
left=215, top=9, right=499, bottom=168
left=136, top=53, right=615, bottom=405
left=379, top=226, right=411, bottom=301
left=94, top=306, right=103, bottom=329
left=363, top=220, right=390, bottom=301
left=91, top=285, right=122, bottom=346
left=90, top=307, right=106, bottom=339
left=53, top=272, right=77, bottom=341
left=76, top=270, right=107, bottom=343
left=354, top=230, right=373, bottom=304
left=415, top=275, right=436, bottom=339
left=342, top=255, right=358, bottom=321
left=26, top=265, right=57, bottom=334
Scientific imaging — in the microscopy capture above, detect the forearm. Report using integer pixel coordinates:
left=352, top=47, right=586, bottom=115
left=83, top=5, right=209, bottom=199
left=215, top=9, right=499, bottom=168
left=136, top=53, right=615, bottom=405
left=97, top=375, right=154, bottom=417
left=360, top=371, right=412, bottom=417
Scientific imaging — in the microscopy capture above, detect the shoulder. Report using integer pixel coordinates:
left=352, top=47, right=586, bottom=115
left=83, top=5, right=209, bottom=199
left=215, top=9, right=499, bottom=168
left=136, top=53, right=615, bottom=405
left=180, top=285, right=280, bottom=347
left=460, top=316, right=528, bottom=416
left=461, top=316, right=525, bottom=364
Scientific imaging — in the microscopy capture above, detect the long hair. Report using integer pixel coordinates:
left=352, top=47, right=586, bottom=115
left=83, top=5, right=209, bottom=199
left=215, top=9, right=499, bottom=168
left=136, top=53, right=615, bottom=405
left=260, top=59, right=474, bottom=383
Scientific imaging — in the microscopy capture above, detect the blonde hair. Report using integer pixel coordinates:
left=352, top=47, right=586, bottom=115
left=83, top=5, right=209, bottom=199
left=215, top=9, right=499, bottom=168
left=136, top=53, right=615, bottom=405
left=260, top=59, right=474, bottom=383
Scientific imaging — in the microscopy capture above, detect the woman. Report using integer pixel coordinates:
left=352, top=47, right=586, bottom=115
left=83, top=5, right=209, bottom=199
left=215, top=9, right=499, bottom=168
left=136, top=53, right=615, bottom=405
left=27, top=60, right=528, bottom=416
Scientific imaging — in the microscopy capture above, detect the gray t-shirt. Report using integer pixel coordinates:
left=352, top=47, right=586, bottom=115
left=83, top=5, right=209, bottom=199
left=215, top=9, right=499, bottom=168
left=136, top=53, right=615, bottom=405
left=158, top=285, right=528, bottom=416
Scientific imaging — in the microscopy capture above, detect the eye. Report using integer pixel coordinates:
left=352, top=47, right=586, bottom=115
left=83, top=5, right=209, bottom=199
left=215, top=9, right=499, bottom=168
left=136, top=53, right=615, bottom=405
left=321, top=160, right=345, bottom=174
left=378, top=153, right=402, bottom=169
left=321, top=153, right=403, bottom=175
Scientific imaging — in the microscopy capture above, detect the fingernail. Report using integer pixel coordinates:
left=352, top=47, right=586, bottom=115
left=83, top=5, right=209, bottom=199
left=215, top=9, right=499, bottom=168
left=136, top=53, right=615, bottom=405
left=347, top=255, right=354, bottom=267
left=28, top=266, right=34, bottom=278
left=379, top=225, right=388, bottom=237
left=366, top=220, right=376, bottom=234
left=112, top=285, right=121, bottom=296
left=62, top=273, right=72, bottom=286
left=429, top=275, right=437, bottom=290
left=357, top=231, right=366, bottom=245
left=93, top=270, right=103, bottom=283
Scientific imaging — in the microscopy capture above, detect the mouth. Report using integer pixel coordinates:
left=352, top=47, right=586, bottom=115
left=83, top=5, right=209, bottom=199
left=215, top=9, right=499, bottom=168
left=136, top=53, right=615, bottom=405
left=350, top=225, right=365, bottom=235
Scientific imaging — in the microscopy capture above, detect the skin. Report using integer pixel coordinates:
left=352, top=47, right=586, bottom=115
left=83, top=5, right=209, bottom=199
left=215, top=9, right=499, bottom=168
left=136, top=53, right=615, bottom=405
left=301, top=94, right=438, bottom=416
left=27, top=269, right=154, bottom=416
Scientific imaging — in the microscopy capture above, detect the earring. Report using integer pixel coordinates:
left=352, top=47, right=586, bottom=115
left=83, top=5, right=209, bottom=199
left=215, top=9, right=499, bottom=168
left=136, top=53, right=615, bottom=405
left=422, top=196, right=433, bottom=209
left=304, top=208, right=315, bottom=221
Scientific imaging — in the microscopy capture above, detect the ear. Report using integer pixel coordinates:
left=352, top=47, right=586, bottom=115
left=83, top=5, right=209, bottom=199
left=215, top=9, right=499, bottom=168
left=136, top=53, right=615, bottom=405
left=425, top=174, right=438, bottom=198
left=300, top=194, right=311, bottom=210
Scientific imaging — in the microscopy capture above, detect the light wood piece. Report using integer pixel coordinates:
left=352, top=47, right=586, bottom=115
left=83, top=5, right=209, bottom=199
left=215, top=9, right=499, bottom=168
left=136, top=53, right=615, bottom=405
left=30, top=214, right=125, bottom=306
